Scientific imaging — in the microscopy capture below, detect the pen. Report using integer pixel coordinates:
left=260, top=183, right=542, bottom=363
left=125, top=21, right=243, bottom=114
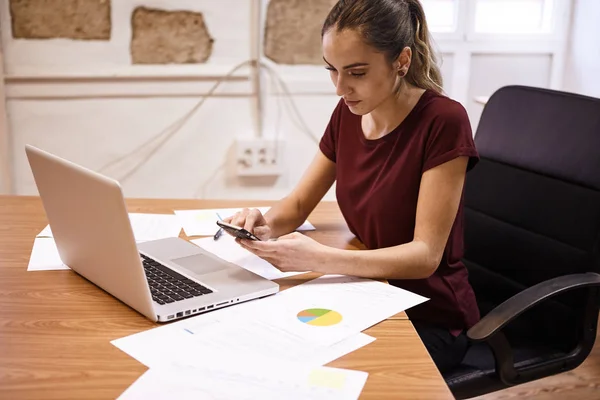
left=213, top=213, right=223, bottom=241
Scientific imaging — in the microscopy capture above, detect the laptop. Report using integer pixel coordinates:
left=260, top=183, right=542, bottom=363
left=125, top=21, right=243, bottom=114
left=25, top=145, right=279, bottom=322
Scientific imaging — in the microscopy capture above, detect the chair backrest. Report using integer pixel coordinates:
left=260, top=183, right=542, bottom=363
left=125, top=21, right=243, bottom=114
left=463, top=86, right=600, bottom=349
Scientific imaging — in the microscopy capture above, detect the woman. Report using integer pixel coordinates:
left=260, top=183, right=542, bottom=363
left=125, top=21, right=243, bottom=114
left=226, top=0, right=479, bottom=372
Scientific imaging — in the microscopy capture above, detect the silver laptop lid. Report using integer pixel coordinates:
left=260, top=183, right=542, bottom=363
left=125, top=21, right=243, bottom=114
left=25, top=144, right=157, bottom=322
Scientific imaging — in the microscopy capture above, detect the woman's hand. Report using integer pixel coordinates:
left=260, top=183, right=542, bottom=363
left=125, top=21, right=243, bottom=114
left=224, top=208, right=272, bottom=241
left=237, top=232, right=330, bottom=273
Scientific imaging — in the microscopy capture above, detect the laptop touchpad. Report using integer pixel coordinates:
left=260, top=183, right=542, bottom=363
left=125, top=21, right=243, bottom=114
left=171, top=254, right=226, bottom=276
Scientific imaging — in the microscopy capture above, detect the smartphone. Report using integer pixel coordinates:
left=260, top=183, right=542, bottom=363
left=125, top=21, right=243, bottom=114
left=216, top=220, right=261, bottom=241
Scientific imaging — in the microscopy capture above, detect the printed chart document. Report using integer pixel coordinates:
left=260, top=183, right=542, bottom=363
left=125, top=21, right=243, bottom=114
left=239, top=274, right=429, bottom=346
left=174, top=206, right=315, bottom=237
left=111, top=275, right=425, bottom=398
left=111, top=291, right=376, bottom=368
left=36, top=213, right=183, bottom=242
left=27, top=238, right=69, bottom=271
left=113, top=316, right=374, bottom=371
left=118, top=365, right=368, bottom=400
left=191, top=235, right=306, bottom=280
left=112, top=275, right=425, bottom=368
left=111, top=287, right=378, bottom=368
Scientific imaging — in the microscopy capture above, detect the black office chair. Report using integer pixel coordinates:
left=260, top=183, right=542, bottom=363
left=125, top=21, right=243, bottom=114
left=444, top=86, right=600, bottom=399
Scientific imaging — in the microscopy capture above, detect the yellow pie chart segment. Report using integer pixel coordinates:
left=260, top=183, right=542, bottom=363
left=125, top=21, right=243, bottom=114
left=297, top=308, right=343, bottom=327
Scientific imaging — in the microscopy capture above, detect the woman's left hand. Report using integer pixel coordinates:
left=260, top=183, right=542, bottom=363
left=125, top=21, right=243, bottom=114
left=237, top=232, right=328, bottom=273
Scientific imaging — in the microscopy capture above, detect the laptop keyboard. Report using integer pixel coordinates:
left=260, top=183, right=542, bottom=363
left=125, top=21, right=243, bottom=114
left=140, top=254, right=213, bottom=305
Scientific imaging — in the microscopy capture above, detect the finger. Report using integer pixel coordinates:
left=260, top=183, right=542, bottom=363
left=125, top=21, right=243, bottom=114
left=243, top=208, right=264, bottom=232
left=240, top=239, right=277, bottom=259
left=239, top=238, right=276, bottom=252
left=238, top=241, right=265, bottom=258
left=260, top=256, right=279, bottom=269
left=231, top=208, right=250, bottom=227
left=226, top=212, right=239, bottom=226
left=253, top=226, right=271, bottom=240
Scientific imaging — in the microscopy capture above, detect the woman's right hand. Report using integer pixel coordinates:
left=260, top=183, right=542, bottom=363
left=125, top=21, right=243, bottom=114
left=224, top=208, right=272, bottom=241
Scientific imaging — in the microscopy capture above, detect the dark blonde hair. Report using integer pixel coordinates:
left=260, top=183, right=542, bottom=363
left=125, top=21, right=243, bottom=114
left=322, top=0, right=443, bottom=93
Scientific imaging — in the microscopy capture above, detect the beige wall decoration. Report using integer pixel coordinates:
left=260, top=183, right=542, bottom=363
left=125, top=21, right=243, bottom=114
left=130, top=6, right=214, bottom=65
left=263, top=0, right=337, bottom=65
left=9, top=0, right=111, bottom=40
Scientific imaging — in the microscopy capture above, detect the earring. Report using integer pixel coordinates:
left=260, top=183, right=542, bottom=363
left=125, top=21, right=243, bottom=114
left=398, top=69, right=406, bottom=77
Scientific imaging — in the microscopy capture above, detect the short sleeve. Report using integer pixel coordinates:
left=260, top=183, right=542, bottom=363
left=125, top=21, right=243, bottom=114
left=319, top=99, right=344, bottom=163
left=422, top=100, right=479, bottom=173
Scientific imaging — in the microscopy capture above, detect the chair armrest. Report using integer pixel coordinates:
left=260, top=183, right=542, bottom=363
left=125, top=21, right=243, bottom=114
left=468, top=272, right=600, bottom=342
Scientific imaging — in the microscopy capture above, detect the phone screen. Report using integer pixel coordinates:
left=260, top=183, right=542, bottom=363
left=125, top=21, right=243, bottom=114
left=216, top=221, right=261, bottom=241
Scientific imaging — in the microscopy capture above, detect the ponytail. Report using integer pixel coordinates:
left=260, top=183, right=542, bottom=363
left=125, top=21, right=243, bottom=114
left=323, top=0, right=443, bottom=93
left=405, top=0, right=443, bottom=93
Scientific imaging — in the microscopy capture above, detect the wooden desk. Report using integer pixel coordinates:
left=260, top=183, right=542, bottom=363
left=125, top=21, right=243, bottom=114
left=0, top=196, right=453, bottom=399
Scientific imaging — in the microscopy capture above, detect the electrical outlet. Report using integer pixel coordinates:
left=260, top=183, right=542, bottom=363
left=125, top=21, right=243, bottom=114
left=234, top=138, right=284, bottom=177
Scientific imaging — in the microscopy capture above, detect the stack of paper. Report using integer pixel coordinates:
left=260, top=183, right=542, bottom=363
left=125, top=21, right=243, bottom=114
left=112, top=275, right=428, bottom=398
left=119, top=365, right=369, bottom=400
left=28, top=213, right=183, bottom=271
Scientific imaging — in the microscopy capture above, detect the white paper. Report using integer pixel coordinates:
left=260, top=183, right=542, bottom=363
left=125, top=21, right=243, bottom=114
left=126, top=214, right=182, bottom=242
left=174, top=207, right=242, bottom=236
left=112, top=275, right=422, bottom=368
left=174, top=206, right=314, bottom=237
left=27, top=238, right=69, bottom=271
left=113, top=314, right=374, bottom=372
left=37, top=213, right=182, bottom=243
left=37, top=225, right=53, bottom=237
left=118, top=365, right=368, bottom=400
left=191, top=235, right=306, bottom=280
left=308, top=331, right=376, bottom=366
left=111, top=292, right=376, bottom=371
left=297, top=220, right=316, bottom=231
left=256, top=275, right=428, bottom=346
left=30, top=213, right=181, bottom=272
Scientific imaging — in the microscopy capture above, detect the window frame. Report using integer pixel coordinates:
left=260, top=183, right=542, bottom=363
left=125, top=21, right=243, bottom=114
left=465, top=0, right=572, bottom=42
left=427, top=0, right=573, bottom=108
left=420, top=0, right=464, bottom=39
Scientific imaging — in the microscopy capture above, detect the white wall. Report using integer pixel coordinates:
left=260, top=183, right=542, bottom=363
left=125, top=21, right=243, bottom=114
left=467, top=53, right=553, bottom=130
left=1, top=0, right=340, bottom=200
left=0, top=0, right=581, bottom=199
left=2, top=0, right=253, bottom=75
left=563, top=0, right=600, bottom=98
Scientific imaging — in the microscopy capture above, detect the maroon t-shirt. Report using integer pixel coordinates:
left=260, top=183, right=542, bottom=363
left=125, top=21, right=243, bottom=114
left=319, top=90, right=480, bottom=333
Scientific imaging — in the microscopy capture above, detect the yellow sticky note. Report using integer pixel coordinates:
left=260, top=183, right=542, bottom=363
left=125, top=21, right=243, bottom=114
left=194, top=211, right=217, bottom=221
left=308, top=369, right=347, bottom=389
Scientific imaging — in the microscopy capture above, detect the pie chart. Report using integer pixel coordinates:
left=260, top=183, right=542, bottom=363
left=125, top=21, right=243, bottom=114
left=297, top=308, right=343, bottom=327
